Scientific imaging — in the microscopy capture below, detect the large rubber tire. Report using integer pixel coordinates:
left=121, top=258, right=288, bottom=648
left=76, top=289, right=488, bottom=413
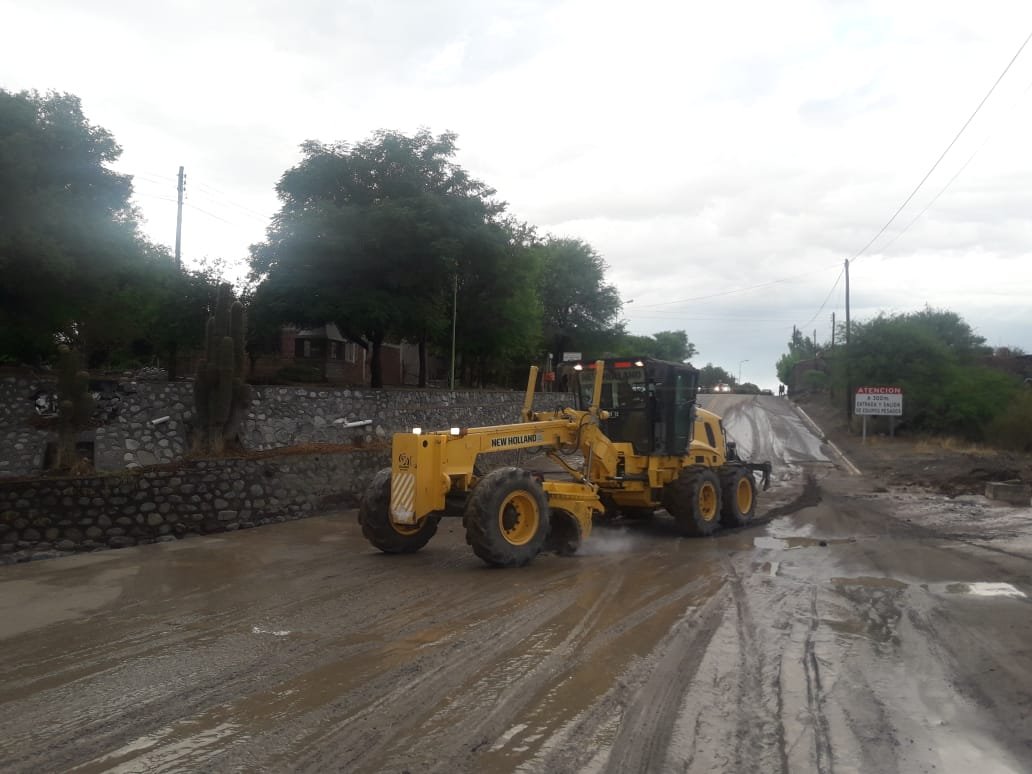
left=358, top=468, right=440, bottom=553
left=720, top=466, right=757, bottom=527
left=463, top=467, right=550, bottom=567
left=545, top=508, right=582, bottom=556
left=663, top=468, right=723, bottom=536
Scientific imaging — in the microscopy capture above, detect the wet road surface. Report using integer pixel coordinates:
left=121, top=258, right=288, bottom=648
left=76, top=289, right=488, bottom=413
left=1, top=397, right=1030, bottom=773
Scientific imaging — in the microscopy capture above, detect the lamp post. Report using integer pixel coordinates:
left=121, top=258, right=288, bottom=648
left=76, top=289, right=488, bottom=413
left=738, top=359, right=749, bottom=385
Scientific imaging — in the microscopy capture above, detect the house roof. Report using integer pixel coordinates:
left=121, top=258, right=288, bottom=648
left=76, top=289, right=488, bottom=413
left=295, top=323, right=348, bottom=342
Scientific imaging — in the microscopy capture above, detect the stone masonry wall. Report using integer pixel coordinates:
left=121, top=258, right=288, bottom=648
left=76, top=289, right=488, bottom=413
left=0, top=375, right=573, bottom=477
left=0, top=377, right=576, bottom=563
left=0, top=450, right=385, bottom=564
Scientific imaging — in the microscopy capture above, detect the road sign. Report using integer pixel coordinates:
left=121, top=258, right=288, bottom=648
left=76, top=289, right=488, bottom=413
left=562, top=352, right=582, bottom=362
left=854, top=386, right=903, bottom=416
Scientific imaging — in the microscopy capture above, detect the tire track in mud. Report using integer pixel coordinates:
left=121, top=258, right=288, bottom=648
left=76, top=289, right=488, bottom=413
left=598, top=588, right=729, bottom=774
left=290, top=560, right=728, bottom=773
left=802, top=584, right=833, bottom=774
left=727, top=564, right=791, bottom=774
left=3, top=554, right=599, bottom=772
left=649, top=558, right=800, bottom=774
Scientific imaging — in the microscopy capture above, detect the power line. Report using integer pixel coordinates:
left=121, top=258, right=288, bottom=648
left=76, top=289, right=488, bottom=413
left=802, top=266, right=845, bottom=326
left=184, top=201, right=235, bottom=224
left=133, top=192, right=179, bottom=205
left=850, top=28, right=1032, bottom=266
left=876, top=74, right=1032, bottom=256
left=792, top=29, right=1032, bottom=346
left=187, top=189, right=269, bottom=222
left=190, top=180, right=271, bottom=220
left=624, top=314, right=807, bottom=323
left=631, top=261, right=841, bottom=309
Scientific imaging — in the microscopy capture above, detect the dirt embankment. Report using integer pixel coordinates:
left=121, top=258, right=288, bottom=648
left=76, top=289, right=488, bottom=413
left=793, top=393, right=1032, bottom=496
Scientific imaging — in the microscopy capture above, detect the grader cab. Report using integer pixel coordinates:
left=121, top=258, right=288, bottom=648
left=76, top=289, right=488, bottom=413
left=358, top=358, right=771, bottom=567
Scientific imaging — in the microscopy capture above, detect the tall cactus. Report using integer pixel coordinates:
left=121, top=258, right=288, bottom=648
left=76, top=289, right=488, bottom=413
left=55, top=345, right=94, bottom=469
left=193, top=283, right=252, bottom=454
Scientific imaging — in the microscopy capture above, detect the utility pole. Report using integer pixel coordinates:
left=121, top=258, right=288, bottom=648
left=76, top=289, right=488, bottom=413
left=450, top=273, right=457, bottom=390
left=844, top=258, right=851, bottom=419
left=174, top=166, right=185, bottom=270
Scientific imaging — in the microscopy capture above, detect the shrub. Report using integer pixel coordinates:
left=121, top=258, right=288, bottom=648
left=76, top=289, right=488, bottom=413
left=989, top=391, right=1032, bottom=452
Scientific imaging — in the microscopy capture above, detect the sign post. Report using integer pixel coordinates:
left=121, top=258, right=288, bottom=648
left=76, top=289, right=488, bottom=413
left=854, top=386, right=903, bottom=443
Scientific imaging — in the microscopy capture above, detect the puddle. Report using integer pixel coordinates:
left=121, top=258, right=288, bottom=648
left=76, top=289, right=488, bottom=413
left=252, top=626, right=291, bottom=636
left=831, top=576, right=908, bottom=590
left=941, top=582, right=1026, bottom=599
left=752, top=536, right=853, bottom=550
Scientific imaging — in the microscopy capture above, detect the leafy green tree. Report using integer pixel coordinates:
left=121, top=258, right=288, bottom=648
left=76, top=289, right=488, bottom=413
left=536, top=238, right=622, bottom=367
left=775, top=328, right=818, bottom=387
left=250, top=130, right=517, bottom=387
left=615, top=330, right=697, bottom=361
left=450, top=218, right=543, bottom=386
left=137, top=258, right=224, bottom=379
left=833, top=308, right=1016, bottom=440
left=0, top=89, right=146, bottom=363
left=698, top=363, right=735, bottom=388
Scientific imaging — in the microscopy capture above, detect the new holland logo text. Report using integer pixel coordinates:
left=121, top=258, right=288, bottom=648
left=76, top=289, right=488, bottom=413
left=490, top=433, right=542, bottom=448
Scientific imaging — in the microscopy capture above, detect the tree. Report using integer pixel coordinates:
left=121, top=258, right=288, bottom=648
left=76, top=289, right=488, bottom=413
left=0, top=89, right=145, bottom=363
left=832, top=308, right=1016, bottom=440
left=448, top=218, right=543, bottom=386
left=136, top=257, right=224, bottom=380
left=615, top=330, right=697, bottom=361
left=775, top=327, right=821, bottom=387
left=698, top=363, right=735, bottom=388
left=250, top=130, right=516, bottom=387
left=536, top=238, right=623, bottom=368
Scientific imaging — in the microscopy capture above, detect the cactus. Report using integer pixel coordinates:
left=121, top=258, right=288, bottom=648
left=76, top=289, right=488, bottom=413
left=193, top=283, right=252, bottom=454
left=55, top=345, right=94, bottom=469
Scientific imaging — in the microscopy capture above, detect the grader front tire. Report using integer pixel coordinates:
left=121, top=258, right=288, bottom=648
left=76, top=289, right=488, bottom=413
left=664, top=468, right=723, bottom=536
left=463, top=467, right=550, bottom=567
left=358, top=468, right=440, bottom=554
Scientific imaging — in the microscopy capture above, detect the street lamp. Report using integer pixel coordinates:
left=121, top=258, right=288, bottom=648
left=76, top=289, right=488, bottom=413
left=738, top=359, right=749, bottom=385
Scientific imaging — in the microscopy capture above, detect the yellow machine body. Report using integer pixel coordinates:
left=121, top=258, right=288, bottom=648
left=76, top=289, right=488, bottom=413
left=363, top=357, right=772, bottom=567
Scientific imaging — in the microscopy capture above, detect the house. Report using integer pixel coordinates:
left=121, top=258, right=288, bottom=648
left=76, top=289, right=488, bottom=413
left=251, top=323, right=442, bottom=387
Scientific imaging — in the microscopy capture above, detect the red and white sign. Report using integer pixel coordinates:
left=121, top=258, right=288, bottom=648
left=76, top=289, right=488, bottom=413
left=855, top=386, right=903, bottom=416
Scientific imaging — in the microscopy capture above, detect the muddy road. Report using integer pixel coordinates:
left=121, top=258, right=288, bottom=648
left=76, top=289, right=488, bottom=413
left=1, top=397, right=1031, bottom=773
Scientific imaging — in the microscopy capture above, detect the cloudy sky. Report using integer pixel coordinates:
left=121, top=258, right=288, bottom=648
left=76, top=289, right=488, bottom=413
left=3, top=0, right=1032, bottom=388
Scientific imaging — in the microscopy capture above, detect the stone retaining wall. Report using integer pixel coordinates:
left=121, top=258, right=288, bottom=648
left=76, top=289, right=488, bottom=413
left=0, top=449, right=386, bottom=564
left=0, top=375, right=573, bottom=477
left=0, top=376, right=576, bottom=563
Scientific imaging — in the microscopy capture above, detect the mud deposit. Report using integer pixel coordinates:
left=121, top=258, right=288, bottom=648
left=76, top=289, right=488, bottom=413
left=1, top=397, right=1030, bottom=773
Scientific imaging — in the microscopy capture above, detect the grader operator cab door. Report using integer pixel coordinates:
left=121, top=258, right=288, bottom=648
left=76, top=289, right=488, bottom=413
left=565, top=358, right=699, bottom=456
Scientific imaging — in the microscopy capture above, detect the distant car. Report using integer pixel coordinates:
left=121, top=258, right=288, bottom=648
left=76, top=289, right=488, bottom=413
left=714, top=382, right=732, bottom=393
left=760, top=389, right=773, bottom=396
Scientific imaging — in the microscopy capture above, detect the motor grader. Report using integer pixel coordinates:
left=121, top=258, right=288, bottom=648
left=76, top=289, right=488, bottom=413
left=358, top=357, right=771, bottom=567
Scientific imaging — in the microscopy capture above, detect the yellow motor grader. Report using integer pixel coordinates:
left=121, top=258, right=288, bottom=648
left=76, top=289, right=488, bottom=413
left=358, top=357, right=771, bottom=567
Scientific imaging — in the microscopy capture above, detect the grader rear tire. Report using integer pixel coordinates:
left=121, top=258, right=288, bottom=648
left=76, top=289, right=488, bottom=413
left=463, top=467, right=550, bottom=567
left=358, top=468, right=440, bottom=553
left=720, top=466, right=757, bottom=527
left=664, top=468, right=723, bottom=536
